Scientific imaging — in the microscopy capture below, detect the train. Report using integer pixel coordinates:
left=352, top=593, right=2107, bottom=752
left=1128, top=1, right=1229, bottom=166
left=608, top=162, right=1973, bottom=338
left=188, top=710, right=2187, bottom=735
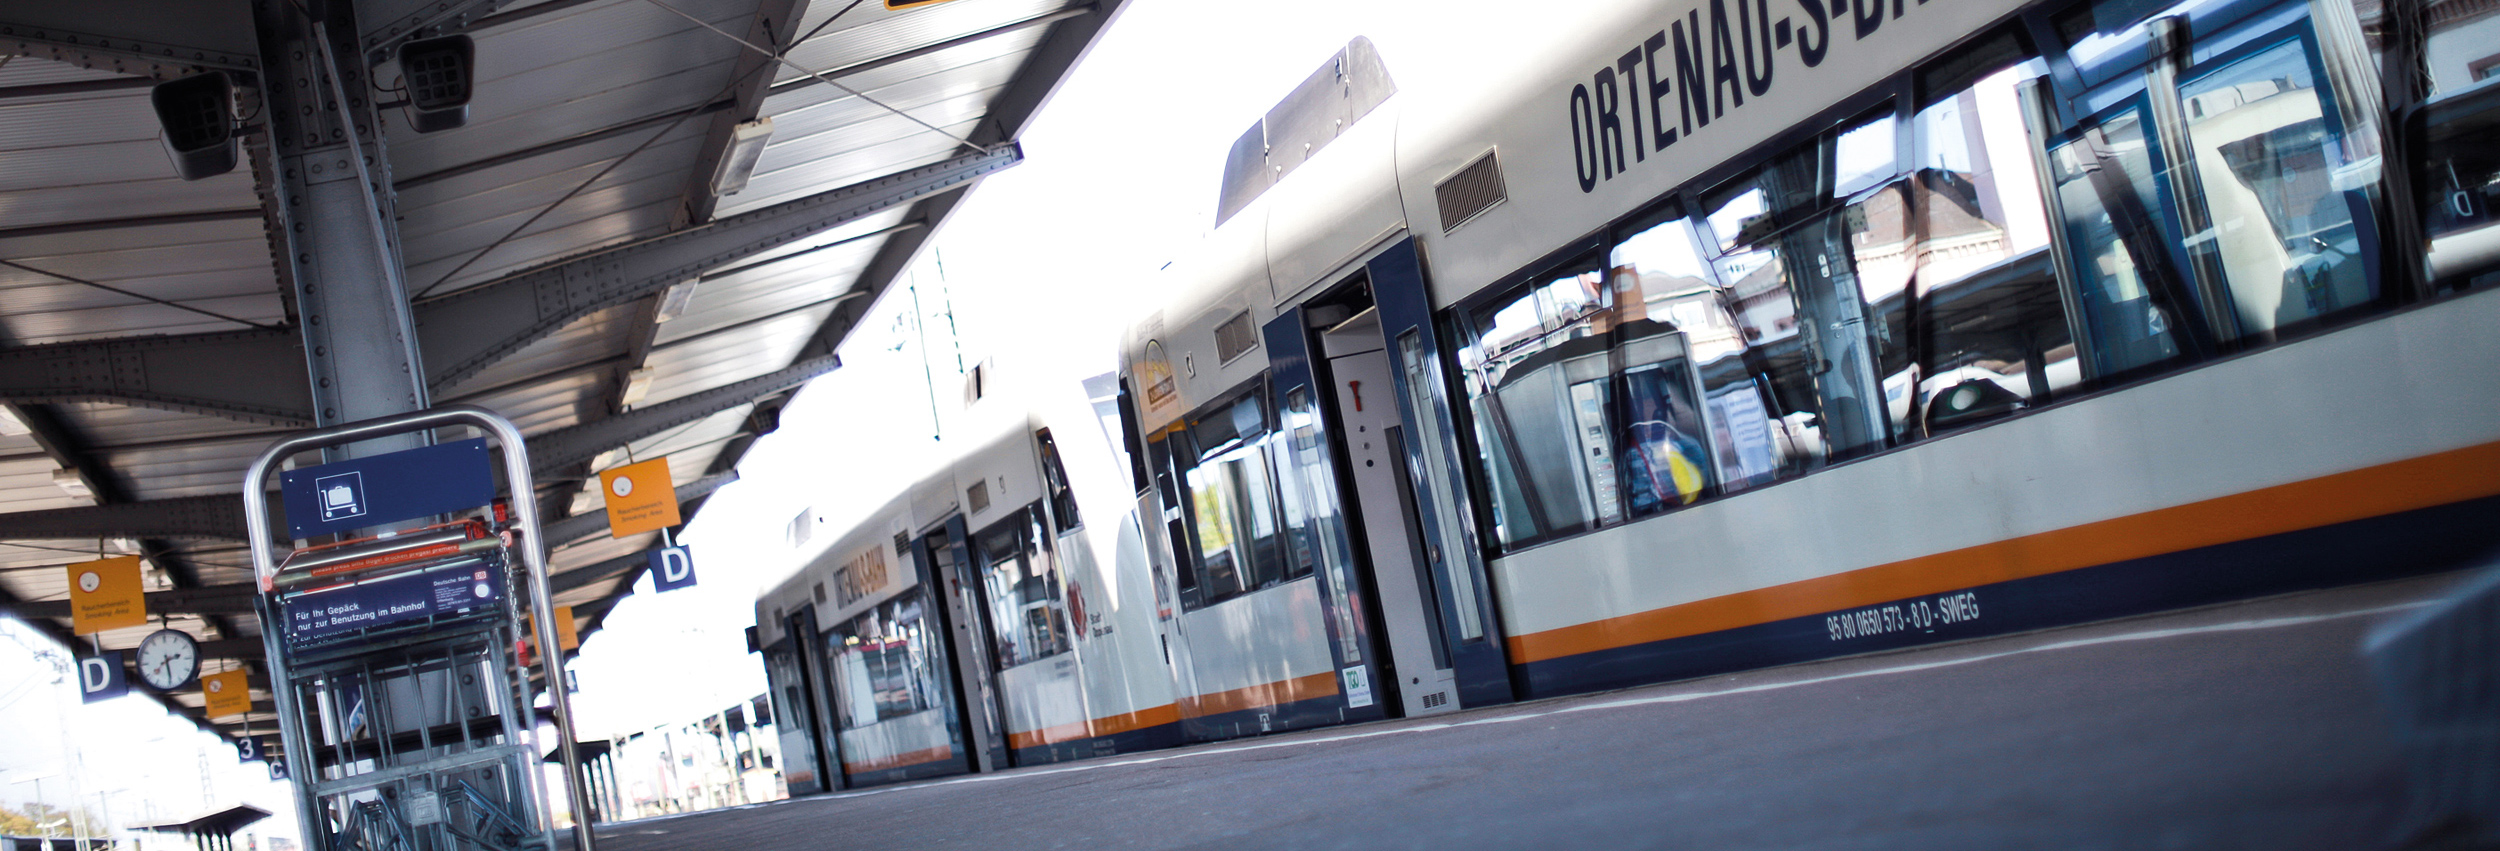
left=757, top=0, right=2500, bottom=791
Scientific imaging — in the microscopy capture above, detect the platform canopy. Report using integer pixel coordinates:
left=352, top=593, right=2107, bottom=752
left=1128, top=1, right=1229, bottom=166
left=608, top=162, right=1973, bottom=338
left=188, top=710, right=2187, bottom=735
left=0, top=0, right=1123, bottom=750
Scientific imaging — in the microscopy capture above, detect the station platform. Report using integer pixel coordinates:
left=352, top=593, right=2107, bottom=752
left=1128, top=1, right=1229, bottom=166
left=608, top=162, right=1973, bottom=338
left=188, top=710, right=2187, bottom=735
left=574, top=573, right=2464, bottom=851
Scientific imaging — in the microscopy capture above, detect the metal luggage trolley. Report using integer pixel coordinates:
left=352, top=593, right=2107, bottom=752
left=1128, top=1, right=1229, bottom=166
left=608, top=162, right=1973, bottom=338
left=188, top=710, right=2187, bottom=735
left=242, top=407, right=595, bottom=851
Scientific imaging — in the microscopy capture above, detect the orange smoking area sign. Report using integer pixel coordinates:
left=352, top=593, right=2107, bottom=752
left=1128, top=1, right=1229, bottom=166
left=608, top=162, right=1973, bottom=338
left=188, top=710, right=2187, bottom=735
left=530, top=605, right=582, bottom=653
left=598, top=457, right=680, bottom=538
left=203, top=669, right=250, bottom=719
left=67, top=556, right=147, bottom=635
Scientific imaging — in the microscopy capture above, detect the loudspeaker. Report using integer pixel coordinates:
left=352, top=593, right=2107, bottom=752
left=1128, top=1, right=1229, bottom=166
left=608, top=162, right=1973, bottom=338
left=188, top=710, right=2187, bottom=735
left=151, top=72, right=237, bottom=180
left=398, top=35, right=475, bottom=133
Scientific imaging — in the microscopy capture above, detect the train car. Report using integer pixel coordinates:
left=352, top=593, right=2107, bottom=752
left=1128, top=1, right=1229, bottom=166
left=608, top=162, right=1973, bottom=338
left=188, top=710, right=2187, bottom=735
left=1116, top=0, right=2500, bottom=720
left=759, top=0, right=2500, bottom=790
left=755, top=367, right=1178, bottom=792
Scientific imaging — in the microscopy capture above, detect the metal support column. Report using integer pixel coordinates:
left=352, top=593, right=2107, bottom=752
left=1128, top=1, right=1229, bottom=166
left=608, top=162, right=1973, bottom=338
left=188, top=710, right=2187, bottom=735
left=253, top=0, right=430, bottom=449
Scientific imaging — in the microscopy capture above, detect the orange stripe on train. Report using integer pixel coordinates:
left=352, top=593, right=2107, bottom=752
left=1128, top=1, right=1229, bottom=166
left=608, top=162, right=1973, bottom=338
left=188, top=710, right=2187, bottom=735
left=1506, top=440, right=2500, bottom=664
left=843, top=744, right=954, bottom=774
left=1007, top=704, right=1182, bottom=751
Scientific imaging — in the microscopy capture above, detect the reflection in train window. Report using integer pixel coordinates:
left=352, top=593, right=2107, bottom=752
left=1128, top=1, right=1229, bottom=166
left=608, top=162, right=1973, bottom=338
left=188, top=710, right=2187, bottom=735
left=2047, top=106, right=2194, bottom=377
left=1696, top=113, right=1913, bottom=463
left=2175, top=35, right=2376, bottom=340
left=1456, top=252, right=1620, bottom=548
left=1174, top=389, right=1295, bottom=608
left=825, top=590, right=947, bottom=730
left=1912, top=55, right=2076, bottom=431
left=1611, top=210, right=1782, bottom=494
left=974, top=509, right=1070, bottom=668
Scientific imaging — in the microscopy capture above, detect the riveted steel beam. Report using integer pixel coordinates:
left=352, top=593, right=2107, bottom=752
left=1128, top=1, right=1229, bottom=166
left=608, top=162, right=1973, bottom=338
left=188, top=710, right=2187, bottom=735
left=0, top=448, right=742, bottom=544
left=0, top=330, right=313, bottom=425
left=0, top=494, right=256, bottom=541
left=0, top=0, right=264, bottom=79
left=7, top=582, right=258, bottom=619
left=551, top=551, right=647, bottom=597
left=526, top=354, right=839, bottom=477
left=416, top=145, right=1020, bottom=393
left=352, top=0, right=507, bottom=64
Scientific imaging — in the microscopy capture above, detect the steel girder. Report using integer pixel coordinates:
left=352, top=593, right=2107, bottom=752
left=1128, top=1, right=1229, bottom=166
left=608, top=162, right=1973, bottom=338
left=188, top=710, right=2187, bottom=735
left=526, top=354, right=839, bottom=477
left=0, top=330, right=314, bottom=425
left=8, top=582, right=258, bottom=619
left=413, top=144, right=1021, bottom=394
left=0, top=467, right=720, bottom=553
left=0, top=148, right=1016, bottom=419
left=0, top=494, right=259, bottom=541
left=0, top=0, right=263, bottom=79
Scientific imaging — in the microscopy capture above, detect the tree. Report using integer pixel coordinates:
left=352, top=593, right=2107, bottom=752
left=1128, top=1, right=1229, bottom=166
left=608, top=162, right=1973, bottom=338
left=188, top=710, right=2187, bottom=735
left=0, top=801, right=108, bottom=837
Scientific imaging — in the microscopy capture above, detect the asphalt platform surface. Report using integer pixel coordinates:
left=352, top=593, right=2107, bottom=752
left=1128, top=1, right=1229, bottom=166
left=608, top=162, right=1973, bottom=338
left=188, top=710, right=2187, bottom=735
left=579, top=573, right=2466, bottom=850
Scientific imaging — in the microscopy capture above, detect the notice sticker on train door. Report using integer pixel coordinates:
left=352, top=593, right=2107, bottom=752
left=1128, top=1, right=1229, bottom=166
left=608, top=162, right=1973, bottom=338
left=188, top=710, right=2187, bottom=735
left=1342, top=666, right=1375, bottom=708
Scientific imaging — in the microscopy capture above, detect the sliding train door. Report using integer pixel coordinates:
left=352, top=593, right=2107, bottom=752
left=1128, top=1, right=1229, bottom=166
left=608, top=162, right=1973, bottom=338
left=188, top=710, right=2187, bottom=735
left=1366, top=239, right=1514, bottom=708
left=781, top=607, right=843, bottom=791
left=922, top=516, right=1010, bottom=773
left=1258, top=237, right=1515, bottom=716
left=1261, top=304, right=1395, bottom=721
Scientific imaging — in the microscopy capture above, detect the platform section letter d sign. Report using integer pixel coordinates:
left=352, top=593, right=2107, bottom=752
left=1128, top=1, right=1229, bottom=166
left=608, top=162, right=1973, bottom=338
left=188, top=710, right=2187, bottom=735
left=80, top=651, right=126, bottom=703
left=651, top=546, right=696, bottom=592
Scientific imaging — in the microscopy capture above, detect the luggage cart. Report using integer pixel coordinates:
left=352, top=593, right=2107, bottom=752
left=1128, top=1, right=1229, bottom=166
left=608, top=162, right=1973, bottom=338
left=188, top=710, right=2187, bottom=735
left=243, top=406, right=595, bottom=851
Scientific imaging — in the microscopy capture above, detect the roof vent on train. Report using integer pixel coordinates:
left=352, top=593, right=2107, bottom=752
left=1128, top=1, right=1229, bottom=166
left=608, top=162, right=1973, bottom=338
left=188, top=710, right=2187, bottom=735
left=1214, top=37, right=1398, bottom=228
left=1435, top=149, right=1508, bottom=234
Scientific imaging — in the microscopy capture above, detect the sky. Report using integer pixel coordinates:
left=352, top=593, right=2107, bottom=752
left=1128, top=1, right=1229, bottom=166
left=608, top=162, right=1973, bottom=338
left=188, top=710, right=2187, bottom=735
left=0, top=0, right=1422, bottom=839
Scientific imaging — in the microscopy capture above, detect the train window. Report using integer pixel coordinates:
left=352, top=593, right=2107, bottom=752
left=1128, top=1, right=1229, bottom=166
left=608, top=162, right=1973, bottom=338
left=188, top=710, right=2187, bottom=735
left=1455, top=250, right=1619, bottom=547
left=1911, top=56, right=2078, bottom=431
left=2044, top=105, right=2198, bottom=377
left=973, top=509, right=1071, bottom=669
left=1274, top=385, right=1358, bottom=660
left=2418, top=79, right=2500, bottom=290
left=1178, top=390, right=1290, bottom=604
left=824, top=591, right=947, bottom=732
left=1035, top=428, right=1081, bottom=533
left=1697, top=114, right=1915, bottom=463
left=2171, top=35, right=2377, bottom=341
left=1610, top=208, right=1777, bottom=496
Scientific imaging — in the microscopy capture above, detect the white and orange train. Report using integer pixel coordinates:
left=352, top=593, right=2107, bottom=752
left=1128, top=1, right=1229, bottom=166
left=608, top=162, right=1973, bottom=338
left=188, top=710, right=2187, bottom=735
left=758, top=0, right=2500, bottom=790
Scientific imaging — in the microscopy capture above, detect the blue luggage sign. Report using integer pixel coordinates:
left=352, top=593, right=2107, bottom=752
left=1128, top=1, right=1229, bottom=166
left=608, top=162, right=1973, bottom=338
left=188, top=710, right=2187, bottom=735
left=79, top=651, right=126, bottom=703
left=651, top=545, right=696, bottom=592
left=279, top=439, right=496, bottom=538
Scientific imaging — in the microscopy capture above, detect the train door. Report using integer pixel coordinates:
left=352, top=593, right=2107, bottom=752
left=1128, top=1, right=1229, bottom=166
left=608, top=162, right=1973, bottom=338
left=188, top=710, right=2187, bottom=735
left=1317, top=311, right=1459, bottom=715
left=1366, top=239, right=1512, bottom=707
left=1260, top=238, right=1511, bottom=714
left=782, top=607, right=843, bottom=790
left=760, top=635, right=828, bottom=794
left=811, top=535, right=978, bottom=787
left=922, top=515, right=1010, bottom=772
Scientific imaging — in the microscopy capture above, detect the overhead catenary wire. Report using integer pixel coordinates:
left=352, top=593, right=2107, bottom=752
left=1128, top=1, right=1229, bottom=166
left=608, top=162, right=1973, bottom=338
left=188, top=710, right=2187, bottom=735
left=0, top=260, right=282, bottom=331
left=640, top=0, right=993, bottom=155
left=413, top=37, right=788, bottom=299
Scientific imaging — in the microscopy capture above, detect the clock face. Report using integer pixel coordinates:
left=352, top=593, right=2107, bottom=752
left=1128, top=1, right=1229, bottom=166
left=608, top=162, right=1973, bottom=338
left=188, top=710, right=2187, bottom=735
left=135, top=628, right=200, bottom=691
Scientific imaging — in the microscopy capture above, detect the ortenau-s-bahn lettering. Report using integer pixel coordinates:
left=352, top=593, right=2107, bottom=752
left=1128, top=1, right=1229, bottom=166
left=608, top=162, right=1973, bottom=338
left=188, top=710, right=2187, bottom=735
left=1567, top=0, right=1932, bottom=192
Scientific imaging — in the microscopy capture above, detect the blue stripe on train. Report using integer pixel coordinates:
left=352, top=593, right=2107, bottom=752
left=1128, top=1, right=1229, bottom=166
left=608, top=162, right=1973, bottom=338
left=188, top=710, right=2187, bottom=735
left=840, top=754, right=968, bottom=789
left=1011, top=721, right=1187, bottom=767
left=1511, top=492, right=2500, bottom=699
